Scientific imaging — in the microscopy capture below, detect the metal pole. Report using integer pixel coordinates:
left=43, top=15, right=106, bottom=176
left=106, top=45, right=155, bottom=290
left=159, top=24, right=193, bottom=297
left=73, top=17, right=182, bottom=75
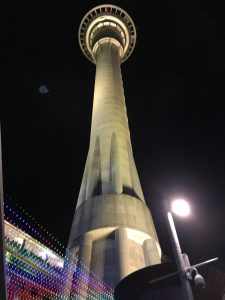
left=166, top=211, right=194, bottom=300
left=0, top=124, right=8, bottom=299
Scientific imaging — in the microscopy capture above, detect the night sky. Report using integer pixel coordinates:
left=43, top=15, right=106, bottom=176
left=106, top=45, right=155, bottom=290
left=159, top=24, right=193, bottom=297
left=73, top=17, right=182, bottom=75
left=2, top=0, right=225, bottom=268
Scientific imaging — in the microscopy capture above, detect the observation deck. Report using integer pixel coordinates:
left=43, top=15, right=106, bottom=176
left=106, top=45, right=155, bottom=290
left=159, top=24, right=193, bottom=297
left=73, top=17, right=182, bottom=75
left=78, top=4, right=137, bottom=63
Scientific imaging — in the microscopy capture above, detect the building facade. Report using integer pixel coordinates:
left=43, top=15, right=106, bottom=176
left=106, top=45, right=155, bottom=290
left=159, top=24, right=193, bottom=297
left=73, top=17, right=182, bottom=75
left=5, top=220, right=64, bottom=299
left=4, top=207, right=114, bottom=299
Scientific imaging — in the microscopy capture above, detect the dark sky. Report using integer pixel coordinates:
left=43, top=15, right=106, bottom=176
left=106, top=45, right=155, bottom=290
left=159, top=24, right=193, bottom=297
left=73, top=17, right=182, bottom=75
left=2, top=0, right=225, bottom=268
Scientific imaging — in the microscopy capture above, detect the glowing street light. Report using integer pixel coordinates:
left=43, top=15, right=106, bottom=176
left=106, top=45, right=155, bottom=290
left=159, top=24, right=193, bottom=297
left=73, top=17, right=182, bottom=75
left=171, top=199, right=191, bottom=217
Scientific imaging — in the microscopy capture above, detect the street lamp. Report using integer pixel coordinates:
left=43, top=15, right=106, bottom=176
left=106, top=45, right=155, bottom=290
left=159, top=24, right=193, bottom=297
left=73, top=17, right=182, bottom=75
left=167, top=199, right=194, bottom=300
left=0, top=125, right=8, bottom=300
left=171, top=199, right=191, bottom=217
left=150, top=198, right=218, bottom=300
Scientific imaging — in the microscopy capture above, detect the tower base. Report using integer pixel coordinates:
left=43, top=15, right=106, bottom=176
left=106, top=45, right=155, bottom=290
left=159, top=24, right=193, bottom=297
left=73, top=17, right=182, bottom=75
left=68, top=194, right=161, bottom=288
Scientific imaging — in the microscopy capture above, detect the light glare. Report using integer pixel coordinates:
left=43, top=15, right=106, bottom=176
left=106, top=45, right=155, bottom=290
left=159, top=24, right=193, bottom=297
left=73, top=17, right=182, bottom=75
left=171, top=199, right=191, bottom=217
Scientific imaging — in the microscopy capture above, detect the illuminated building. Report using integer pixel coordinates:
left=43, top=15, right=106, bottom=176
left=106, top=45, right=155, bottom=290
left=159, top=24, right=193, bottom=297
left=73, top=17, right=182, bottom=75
left=5, top=220, right=64, bottom=299
left=4, top=203, right=114, bottom=299
left=67, top=4, right=161, bottom=292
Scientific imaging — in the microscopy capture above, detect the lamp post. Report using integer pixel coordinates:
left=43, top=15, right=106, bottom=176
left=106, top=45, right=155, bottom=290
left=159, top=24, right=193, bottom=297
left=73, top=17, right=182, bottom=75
left=0, top=125, right=8, bottom=300
left=150, top=198, right=218, bottom=299
left=166, top=199, right=194, bottom=300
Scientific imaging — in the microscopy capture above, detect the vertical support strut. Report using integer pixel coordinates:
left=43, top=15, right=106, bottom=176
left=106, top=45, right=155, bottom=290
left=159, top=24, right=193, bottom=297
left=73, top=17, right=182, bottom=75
left=115, top=227, right=130, bottom=281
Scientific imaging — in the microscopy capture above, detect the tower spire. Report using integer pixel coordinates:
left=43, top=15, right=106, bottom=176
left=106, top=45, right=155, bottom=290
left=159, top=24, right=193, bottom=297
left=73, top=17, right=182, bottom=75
left=67, top=4, right=161, bottom=290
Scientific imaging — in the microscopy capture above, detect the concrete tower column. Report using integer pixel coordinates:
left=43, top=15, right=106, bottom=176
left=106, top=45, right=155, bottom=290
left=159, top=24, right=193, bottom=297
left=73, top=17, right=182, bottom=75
left=143, top=238, right=161, bottom=265
left=77, top=233, right=93, bottom=270
left=66, top=4, right=162, bottom=292
left=115, top=227, right=130, bottom=280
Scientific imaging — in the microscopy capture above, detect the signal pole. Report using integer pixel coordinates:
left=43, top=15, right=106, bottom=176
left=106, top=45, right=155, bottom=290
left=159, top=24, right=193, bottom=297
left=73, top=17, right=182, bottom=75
left=0, top=124, right=8, bottom=300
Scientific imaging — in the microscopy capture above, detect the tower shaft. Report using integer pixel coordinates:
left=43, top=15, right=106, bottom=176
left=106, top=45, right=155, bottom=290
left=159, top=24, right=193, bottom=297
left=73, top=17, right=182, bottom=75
left=77, top=41, right=144, bottom=208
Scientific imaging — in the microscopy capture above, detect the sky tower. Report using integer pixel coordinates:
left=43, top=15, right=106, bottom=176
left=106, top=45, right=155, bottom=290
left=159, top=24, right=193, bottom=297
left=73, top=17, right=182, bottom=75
left=67, top=4, right=161, bottom=289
